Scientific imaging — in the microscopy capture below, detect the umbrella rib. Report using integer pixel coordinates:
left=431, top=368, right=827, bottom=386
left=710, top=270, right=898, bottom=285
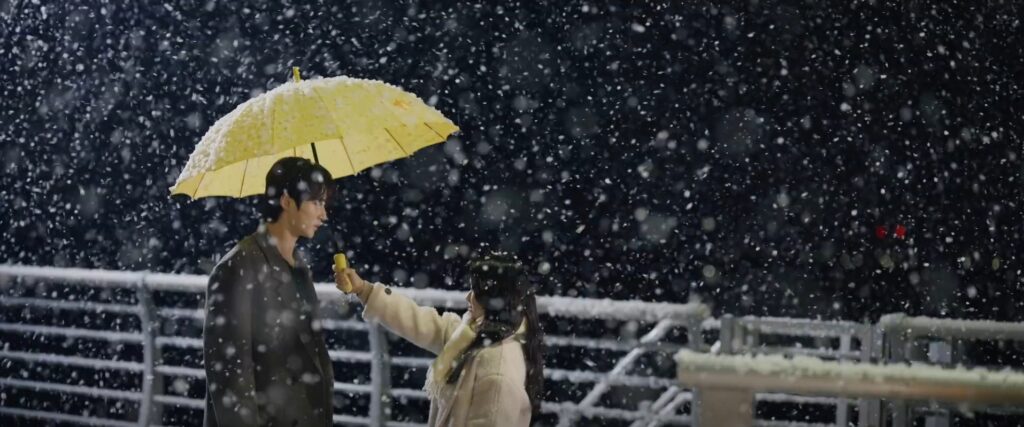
left=338, top=135, right=358, bottom=175
left=308, top=85, right=347, bottom=137
left=383, top=128, right=410, bottom=157
left=307, top=84, right=358, bottom=174
left=270, top=92, right=277, bottom=161
left=238, top=158, right=250, bottom=197
left=191, top=172, right=207, bottom=199
left=422, top=122, right=447, bottom=140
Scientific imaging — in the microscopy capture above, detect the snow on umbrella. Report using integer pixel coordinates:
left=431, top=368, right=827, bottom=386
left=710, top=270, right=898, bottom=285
left=169, top=67, right=459, bottom=199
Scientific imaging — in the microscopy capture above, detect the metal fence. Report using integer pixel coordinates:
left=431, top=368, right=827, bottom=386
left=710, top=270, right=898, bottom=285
left=3, top=264, right=1023, bottom=427
left=0, top=264, right=708, bottom=426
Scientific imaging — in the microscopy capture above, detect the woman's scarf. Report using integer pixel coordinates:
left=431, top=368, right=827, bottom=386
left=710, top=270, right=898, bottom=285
left=423, top=313, right=526, bottom=400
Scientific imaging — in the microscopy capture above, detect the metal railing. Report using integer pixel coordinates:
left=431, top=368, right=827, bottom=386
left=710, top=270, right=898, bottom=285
left=875, top=313, right=1024, bottom=426
left=676, top=349, right=1024, bottom=427
left=4, top=264, right=1024, bottom=427
left=710, top=314, right=874, bottom=426
left=0, top=264, right=709, bottom=426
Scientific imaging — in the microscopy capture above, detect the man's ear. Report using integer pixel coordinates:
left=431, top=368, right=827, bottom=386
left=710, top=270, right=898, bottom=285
left=279, top=192, right=294, bottom=211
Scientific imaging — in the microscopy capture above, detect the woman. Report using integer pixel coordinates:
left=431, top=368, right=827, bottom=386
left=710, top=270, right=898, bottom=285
left=334, top=253, right=544, bottom=426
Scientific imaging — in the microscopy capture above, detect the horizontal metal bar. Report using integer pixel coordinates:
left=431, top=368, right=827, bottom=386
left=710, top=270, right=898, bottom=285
left=329, top=349, right=373, bottom=362
left=0, top=378, right=141, bottom=401
left=0, top=350, right=143, bottom=371
left=334, top=382, right=372, bottom=394
left=0, top=265, right=147, bottom=288
left=147, top=334, right=677, bottom=362
left=155, top=365, right=204, bottom=378
left=756, top=392, right=842, bottom=405
left=386, top=421, right=428, bottom=427
left=546, top=368, right=677, bottom=388
left=541, top=401, right=691, bottom=423
left=0, top=322, right=143, bottom=342
left=333, top=414, right=371, bottom=425
left=750, top=346, right=863, bottom=360
left=0, top=406, right=138, bottom=427
left=881, top=313, right=1024, bottom=341
left=0, top=297, right=141, bottom=314
left=753, top=420, right=836, bottom=427
left=545, top=334, right=684, bottom=353
left=321, top=318, right=370, bottom=331
left=1, top=265, right=712, bottom=323
left=740, top=317, right=869, bottom=338
left=392, top=356, right=431, bottom=368
left=156, top=307, right=203, bottom=319
left=390, top=387, right=428, bottom=399
left=146, top=360, right=681, bottom=390
left=546, top=334, right=637, bottom=350
left=142, top=272, right=208, bottom=292
left=537, top=295, right=708, bottom=323
left=155, top=336, right=201, bottom=348
left=153, top=394, right=203, bottom=409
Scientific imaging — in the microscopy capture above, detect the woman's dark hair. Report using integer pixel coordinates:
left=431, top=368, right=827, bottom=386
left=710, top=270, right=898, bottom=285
left=260, top=157, right=333, bottom=222
left=449, top=253, right=544, bottom=415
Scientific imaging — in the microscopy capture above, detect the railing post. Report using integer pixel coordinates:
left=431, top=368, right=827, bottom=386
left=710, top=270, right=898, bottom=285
left=136, top=274, right=163, bottom=426
left=922, top=339, right=953, bottom=427
left=368, top=322, right=392, bottom=427
left=687, top=316, right=705, bottom=352
left=879, top=314, right=914, bottom=427
left=718, top=314, right=737, bottom=354
left=859, top=324, right=883, bottom=427
left=835, top=334, right=851, bottom=427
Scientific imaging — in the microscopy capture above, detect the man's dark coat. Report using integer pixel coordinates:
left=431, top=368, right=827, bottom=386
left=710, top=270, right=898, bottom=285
left=203, top=228, right=334, bottom=427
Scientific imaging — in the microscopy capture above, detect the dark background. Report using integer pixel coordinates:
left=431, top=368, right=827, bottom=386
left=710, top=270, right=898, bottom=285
left=2, top=0, right=1022, bottom=323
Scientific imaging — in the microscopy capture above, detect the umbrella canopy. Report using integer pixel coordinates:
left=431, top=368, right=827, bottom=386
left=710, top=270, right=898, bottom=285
left=170, top=68, right=459, bottom=199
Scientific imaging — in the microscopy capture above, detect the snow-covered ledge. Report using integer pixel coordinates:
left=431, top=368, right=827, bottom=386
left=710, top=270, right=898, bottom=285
left=676, top=349, right=1024, bottom=403
left=676, top=349, right=1024, bottom=426
left=879, top=312, right=1024, bottom=341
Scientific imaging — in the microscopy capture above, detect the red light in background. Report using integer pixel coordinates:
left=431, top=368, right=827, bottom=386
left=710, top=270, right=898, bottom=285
left=894, top=224, right=907, bottom=239
left=875, top=225, right=887, bottom=239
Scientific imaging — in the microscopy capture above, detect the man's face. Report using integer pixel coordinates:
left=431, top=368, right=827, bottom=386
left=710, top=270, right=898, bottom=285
left=281, top=193, right=327, bottom=239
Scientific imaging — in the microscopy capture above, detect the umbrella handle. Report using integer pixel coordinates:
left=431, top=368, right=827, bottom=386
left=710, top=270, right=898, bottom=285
left=334, top=253, right=352, bottom=293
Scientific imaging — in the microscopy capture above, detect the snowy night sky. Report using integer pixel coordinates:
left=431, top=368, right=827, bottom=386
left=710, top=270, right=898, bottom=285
left=2, top=0, right=1022, bottom=321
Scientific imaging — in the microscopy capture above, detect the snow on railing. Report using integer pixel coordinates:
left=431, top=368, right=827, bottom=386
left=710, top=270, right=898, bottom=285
left=0, top=264, right=707, bottom=427
left=676, top=349, right=1024, bottom=427
left=675, top=349, right=1024, bottom=403
left=879, top=312, right=1024, bottom=341
left=711, top=314, right=875, bottom=427
left=875, top=312, right=1024, bottom=425
left=6, top=264, right=1023, bottom=427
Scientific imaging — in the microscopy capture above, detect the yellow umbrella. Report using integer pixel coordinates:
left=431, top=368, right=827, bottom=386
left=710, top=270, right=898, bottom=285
left=170, top=68, right=459, bottom=199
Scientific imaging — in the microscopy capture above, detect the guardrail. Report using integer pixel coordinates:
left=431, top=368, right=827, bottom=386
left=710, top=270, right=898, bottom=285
left=876, top=313, right=1024, bottom=426
left=0, top=264, right=709, bottom=426
left=710, top=314, right=875, bottom=426
left=676, top=350, right=1024, bottom=427
left=4, top=265, right=1024, bottom=427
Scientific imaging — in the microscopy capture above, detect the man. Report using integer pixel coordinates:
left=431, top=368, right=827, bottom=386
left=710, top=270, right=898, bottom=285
left=203, top=157, right=334, bottom=427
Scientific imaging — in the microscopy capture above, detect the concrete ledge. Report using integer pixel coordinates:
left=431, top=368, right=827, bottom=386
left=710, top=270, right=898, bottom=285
left=676, top=350, right=1024, bottom=405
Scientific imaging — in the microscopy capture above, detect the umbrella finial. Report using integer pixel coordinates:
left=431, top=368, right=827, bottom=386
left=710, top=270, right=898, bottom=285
left=292, top=67, right=302, bottom=82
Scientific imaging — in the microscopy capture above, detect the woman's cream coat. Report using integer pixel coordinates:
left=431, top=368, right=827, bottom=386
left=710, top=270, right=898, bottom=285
left=358, top=283, right=532, bottom=427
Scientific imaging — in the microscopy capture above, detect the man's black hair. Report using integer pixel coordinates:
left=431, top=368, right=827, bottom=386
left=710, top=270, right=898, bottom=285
left=260, top=157, right=333, bottom=222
